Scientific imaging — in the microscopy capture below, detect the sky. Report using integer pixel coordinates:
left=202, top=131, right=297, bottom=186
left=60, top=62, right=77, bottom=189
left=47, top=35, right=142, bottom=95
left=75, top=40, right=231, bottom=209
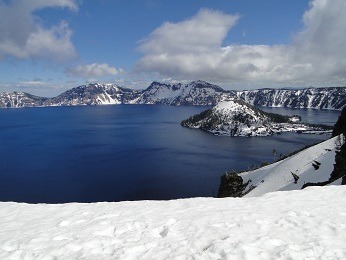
left=0, top=0, right=345, bottom=97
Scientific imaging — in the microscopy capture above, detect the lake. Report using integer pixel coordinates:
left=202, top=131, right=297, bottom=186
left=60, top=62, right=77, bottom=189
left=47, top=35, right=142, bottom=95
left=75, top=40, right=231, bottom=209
left=0, top=105, right=341, bottom=203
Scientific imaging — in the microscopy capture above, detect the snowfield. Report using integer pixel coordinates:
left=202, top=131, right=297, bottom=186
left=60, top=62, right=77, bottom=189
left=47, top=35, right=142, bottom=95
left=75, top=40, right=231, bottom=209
left=1, top=186, right=346, bottom=259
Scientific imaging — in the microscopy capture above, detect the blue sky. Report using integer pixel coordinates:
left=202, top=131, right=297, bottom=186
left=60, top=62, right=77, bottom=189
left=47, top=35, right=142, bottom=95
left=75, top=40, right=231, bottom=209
left=1, top=0, right=345, bottom=96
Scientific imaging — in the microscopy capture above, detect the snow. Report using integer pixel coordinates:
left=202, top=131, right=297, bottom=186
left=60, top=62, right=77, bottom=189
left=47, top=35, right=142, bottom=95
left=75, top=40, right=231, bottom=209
left=241, top=135, right=345, bottom=197
left=0, top=186, right=345, bottom=259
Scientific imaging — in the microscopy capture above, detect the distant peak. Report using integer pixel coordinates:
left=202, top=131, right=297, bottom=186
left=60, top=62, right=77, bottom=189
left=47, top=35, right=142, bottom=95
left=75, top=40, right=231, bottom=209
left=190, top=80, right=210, bottom=85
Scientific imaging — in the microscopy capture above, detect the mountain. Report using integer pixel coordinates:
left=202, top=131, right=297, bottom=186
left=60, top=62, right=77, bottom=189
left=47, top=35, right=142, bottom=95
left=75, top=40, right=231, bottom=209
left=0, top=92, right=48, bottom=108
left=181, top=98, right=331, bottom=136
left=0, top=81, right=345, bottom=109
left=44, top=83, right=139, bottom=106
left=0, top=81, right=233, bottom=108
left=134, top=80, right=234, bottom=105
left=236, top=87, right=346, bottom=110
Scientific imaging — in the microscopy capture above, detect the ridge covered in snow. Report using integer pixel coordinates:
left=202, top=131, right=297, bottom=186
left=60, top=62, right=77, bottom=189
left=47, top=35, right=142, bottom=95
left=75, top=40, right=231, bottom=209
left=236, top=87, right=346, bottom=110
left=181, top=99, right=332, bottom=136
left=0, top=92, right=48, bottom=108
left=45, top=83, right=139, bottom=106
left=0, top=186, right=345, bottom=259
left=1, top=81, right=345, bottom=109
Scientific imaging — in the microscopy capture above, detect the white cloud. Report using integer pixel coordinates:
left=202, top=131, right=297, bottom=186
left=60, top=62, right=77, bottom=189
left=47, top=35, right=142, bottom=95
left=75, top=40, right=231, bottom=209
left=136, top=1, right=346, bottom=87
left=0, top=0, right=77, bottom=61
left=138, top=9, right=239, bottom=55
left=17, top=81, right=47, bottom=87
left=67, top=63, right=122, bottom=78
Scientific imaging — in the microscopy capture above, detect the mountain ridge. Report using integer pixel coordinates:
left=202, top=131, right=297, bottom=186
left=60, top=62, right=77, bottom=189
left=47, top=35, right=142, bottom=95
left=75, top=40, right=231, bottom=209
left=1, top=81, right=345, bottom=110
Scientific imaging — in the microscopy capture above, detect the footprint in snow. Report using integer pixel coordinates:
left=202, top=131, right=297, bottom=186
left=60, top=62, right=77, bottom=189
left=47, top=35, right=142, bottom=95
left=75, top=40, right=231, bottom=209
left=59, top=220, right=70, bottom=227
left=159, top=226, right=169, bottom=238
left=153, top=218, right=177, bottom=238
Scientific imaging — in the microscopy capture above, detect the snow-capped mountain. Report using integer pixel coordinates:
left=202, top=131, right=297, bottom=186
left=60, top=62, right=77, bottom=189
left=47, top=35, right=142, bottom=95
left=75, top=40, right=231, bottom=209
left=0, top=92, right=48, bottom=108
left=1, top=81, right=345, bottom=109
left=0, top=81, right=233, bottom=108
left=134, top=80, right=234, bottom=105
left=236, top=87, right=346, bottom=110
left=181, top=98, right=331, bottom=136
left=45, top=83, right=139, bottom=106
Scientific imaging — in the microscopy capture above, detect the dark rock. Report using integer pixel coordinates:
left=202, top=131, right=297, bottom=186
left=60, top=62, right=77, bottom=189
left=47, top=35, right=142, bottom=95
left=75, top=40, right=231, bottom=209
left=217, top=173, right=249, bottom=198
left=330, top=137, right=346, bottom=184
left=332, top=106, right=346, bottom=137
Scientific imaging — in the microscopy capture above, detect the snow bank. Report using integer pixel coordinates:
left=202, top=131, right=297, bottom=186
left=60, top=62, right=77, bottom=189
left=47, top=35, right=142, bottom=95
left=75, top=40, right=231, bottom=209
left=1, top=186, right=346, bottom=259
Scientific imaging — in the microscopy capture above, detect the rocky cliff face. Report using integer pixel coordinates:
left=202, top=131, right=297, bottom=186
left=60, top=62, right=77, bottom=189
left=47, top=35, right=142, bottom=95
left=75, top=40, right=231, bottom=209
left=236, top=87, right=346, bottom=110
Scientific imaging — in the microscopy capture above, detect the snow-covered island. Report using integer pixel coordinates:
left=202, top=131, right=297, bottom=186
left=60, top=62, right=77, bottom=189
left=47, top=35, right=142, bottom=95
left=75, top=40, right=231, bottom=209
left=181, top=98, right=332, bottom=136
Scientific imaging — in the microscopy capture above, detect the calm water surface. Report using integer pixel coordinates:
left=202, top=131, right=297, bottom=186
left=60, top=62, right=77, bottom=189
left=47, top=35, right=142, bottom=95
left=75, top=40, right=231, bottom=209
left=0, top=105, right=340, bottom=203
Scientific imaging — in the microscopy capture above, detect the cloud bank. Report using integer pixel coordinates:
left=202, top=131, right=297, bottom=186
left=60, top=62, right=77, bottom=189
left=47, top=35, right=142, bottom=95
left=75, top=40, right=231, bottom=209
left=67, top=63, right=123, bottom=78
left=136, top=0, right=346, bottom=86
left=0, top=0, right=77, bottom=61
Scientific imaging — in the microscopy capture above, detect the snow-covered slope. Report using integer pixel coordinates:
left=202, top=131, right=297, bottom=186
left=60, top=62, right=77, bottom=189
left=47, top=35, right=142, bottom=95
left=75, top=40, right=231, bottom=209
left=134, top=80, right=234, bottom=105
left=235, top=135, right=345, bottom=197
left=0, top=186, right=345, bottom=259
left=0, top=92, right=48, bottom=108
left=181, top=98, right=331, bottom=136
left=237, top=87, right=346, bottom=110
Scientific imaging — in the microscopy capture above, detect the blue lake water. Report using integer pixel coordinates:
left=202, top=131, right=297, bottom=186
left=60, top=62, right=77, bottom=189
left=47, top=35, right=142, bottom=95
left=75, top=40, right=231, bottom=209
left=0, top=105, right=341, bottom=203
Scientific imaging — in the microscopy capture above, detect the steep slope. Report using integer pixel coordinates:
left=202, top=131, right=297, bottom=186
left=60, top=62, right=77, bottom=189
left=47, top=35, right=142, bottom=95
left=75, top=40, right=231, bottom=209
left=181, top=98, right=331, bottom=136
left=237, top=87, right=346, bottom=110
left=134, top=80, right=234, bottom=105
left=0, top=92, right=48, bottom=108
left=240, top=135, right=344, bottom=197
left=0, top=186, right=345, bottom=259
left=44, top=83, right=139, bottom=106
